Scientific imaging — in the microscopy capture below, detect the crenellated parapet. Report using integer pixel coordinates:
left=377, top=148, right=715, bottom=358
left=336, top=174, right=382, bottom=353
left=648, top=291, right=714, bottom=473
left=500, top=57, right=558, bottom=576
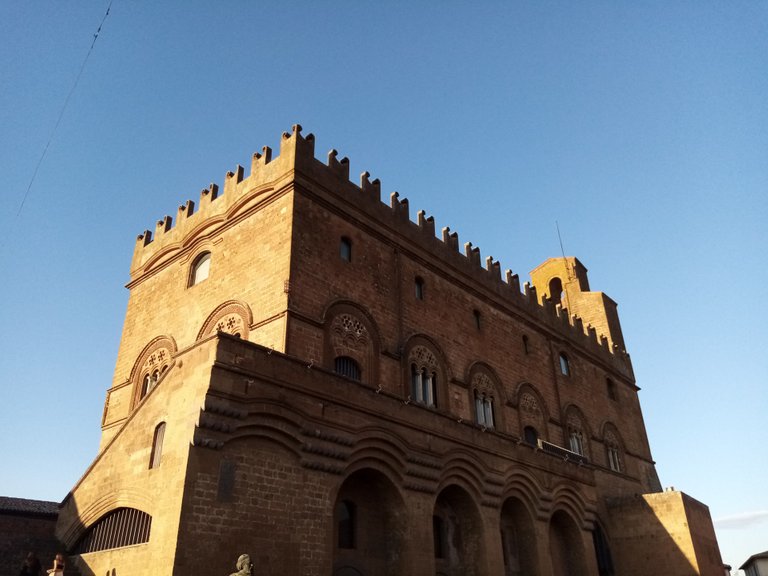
left=131, top=124, right=314, bottom=274
left=130, top=125, right=632, bottom=375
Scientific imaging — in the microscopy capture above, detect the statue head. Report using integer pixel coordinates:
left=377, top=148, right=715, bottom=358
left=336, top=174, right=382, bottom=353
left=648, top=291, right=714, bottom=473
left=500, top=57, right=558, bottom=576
left=235, top=554, right=251, bottom=575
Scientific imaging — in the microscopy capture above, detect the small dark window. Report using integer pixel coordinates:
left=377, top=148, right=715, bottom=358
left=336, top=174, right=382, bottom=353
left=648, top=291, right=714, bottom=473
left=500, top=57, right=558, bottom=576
left=473, top=309, right=482, bottom=330
left=524, top=426, right=538, bottom=445
left=340, top=237, right=352, bottom=262
left=149, top=422, right=166, bottom=469
left=522, top=335, right=530, bottom=355
left=607, top=378, right=617, bottom=401
left=334, top=356, right=361, bottom=381
left=559, top=353, right=570, bottom=376
left=433, top=516, right=445, bottom=558
left=337, top=500, right=356, bottom=549
left=415, top=277, right=425, bottom=300
left=190, top=252, right=211, bottom=286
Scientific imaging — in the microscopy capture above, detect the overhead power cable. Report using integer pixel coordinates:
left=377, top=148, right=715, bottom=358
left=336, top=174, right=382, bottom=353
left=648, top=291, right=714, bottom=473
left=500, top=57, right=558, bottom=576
left=15, top=0, right=114, bottom=219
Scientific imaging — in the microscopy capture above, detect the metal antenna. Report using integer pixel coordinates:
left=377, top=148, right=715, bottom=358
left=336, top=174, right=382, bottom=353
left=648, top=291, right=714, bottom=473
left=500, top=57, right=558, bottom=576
left=555, top=221, right=574, bottom=312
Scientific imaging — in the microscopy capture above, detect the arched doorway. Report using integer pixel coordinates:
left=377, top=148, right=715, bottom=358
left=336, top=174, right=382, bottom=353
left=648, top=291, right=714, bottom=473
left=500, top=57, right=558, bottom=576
left=500, top=497, right=539, bottom=576
left=549, top=510, right=588, bottom=576
left=332, top=469, right=406, bottom=576
left=433, top=485, right=486, bottom=576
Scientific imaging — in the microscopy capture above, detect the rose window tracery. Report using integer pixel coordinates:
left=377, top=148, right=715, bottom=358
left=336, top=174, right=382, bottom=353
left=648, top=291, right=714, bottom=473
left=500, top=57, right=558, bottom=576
left=331, top=314, right=368, bottom=350
left=520, top=392, right=540, bottom=415
left=408, top=345, right=437, bottom=371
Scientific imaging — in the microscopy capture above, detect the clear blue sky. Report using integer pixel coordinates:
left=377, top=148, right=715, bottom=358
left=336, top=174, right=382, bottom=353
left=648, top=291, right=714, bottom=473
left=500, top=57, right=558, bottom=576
left=1, top=2, right=765, bottom=572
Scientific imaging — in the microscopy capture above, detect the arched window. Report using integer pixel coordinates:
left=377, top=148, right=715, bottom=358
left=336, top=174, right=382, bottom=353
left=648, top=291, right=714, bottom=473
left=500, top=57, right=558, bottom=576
left=549, top=277, right=564, bottom=306
left=606, top=378, right=617, bottom=401
left=139, top=366, right=167, bottom=401
left=474, top=390, right=495, bottom=428
left=605, top=428, right=623, bottom=472
left=473, top=309, right=482, bottom=330
left=415, top=276, right=425, bottom=300
left=559, top=353, right=570, bottom=376
left=189, top=252, right=211, bottom=286
left=73, top=508, right=152, bottom=554
left=149, top=422, right=166, bottom=469
left=524, top=426, right=538, bottom=445
left=569, top=429, right=585, bottom=455
left=411, top=363, right=436, bottom=407
left=340, top=237, right=352, bottom=262
left=566, top=409, right=588, bottom=457
left=334, top=356, right=361, bottom=381
left=522, top=334, right=530, bottom=355
left=336, top=500, right=356, bottom=549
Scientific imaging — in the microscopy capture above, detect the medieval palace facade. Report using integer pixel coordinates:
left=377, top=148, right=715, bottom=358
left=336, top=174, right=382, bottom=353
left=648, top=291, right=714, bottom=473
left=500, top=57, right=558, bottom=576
left=55, top=126, right=724, bottom=576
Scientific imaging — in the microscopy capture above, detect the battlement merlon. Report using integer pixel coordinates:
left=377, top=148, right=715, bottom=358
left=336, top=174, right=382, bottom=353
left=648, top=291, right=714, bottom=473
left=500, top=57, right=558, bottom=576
left=530, top=257, right=626, bottom=352
left=127, top=125, right=631, bottom=372
left=130, top=124, right=314, bottom=274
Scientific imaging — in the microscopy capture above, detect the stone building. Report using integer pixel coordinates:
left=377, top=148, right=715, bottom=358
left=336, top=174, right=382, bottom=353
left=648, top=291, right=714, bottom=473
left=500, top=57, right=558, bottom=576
left=0, top=497, right=59, bottom=576
left=55, top=126, right=724, bottom=576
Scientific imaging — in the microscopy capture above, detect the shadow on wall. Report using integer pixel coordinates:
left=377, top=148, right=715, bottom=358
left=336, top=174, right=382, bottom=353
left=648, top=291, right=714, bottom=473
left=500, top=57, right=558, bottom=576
left=0, top=499, right=62, bottom=576
left=607, top=490, right=724, bottom=576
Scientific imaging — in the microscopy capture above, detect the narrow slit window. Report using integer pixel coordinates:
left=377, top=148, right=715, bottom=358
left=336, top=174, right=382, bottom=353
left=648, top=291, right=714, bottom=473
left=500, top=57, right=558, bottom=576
left=559, top=353, right=570, bottom=376
left=415, top=277, right=425, bottom=300
left=149, top=422, right=166, bottom=469
left=340, top=237, right=352, bottom=262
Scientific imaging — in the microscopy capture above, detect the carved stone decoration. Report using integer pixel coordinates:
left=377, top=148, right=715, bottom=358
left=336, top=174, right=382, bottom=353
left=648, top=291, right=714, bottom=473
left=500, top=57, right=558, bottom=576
left=129, top=335, right=177, bottom=409
left=141, top=347, right=171, bottom=376
left=197, top=301, right=253, bottom=341
left=331, top=313, right=368, bottom=351
left=472, top=372, right=493, bottom=393
left=409, top=345, right=437, bottom=370
left=216, top=314, right=245, bottom=337
left=520, top=392, right=540, bottom=415
left=229, top=554, right=252, bottom=576
left=566, top=411, right=582, bottom=430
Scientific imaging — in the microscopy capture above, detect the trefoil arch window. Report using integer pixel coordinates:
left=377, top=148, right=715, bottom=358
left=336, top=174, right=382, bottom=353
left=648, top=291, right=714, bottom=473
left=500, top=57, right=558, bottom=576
left=139, top=363, right=168, bottom=401
left=569, top=429, right=585, bottom=455
left=605, top=428, right=623, bottom=472
left=474, top=390, right=495, bottom=428
left=411, top=363, right=436, bottom=407
left=189, top=252, right=211, bottom=286
left=566, top=410, right=588, bottom=457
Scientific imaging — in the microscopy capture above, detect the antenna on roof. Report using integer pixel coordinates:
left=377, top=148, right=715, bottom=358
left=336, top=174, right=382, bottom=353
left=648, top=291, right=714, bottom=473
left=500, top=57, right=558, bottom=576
left=555, top=221, right=574, bottom=312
